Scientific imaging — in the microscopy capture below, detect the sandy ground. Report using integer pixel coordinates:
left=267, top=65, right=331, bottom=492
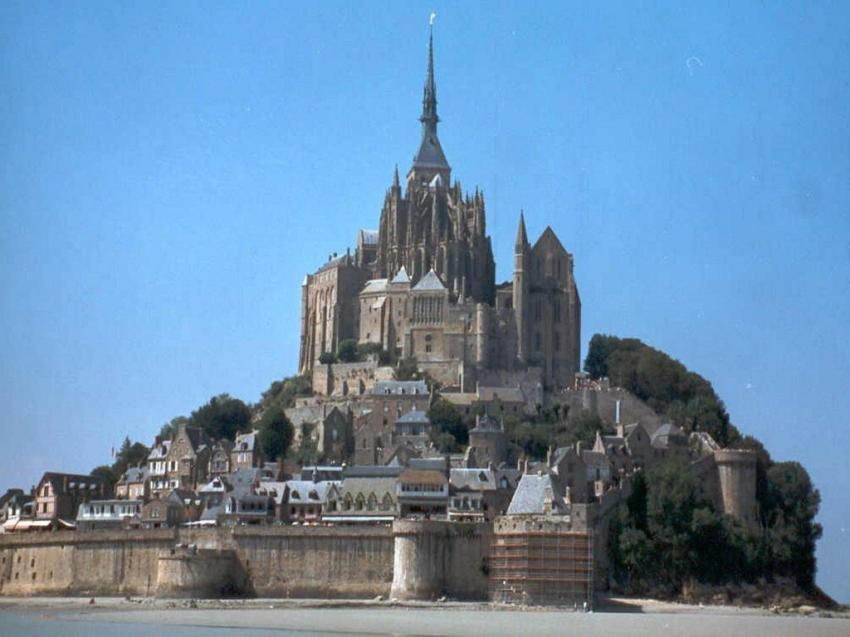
left=2, top=596, right=849, bottom=637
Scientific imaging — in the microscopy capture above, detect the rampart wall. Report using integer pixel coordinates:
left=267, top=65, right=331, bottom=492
left=0, top=526, right=394, bottom=599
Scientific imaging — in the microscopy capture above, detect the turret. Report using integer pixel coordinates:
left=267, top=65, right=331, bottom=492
left=513, top=211, right=530, bottom=363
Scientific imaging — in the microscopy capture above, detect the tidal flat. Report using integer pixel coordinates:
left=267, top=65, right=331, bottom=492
left=1, top=597, right=849, bottom=637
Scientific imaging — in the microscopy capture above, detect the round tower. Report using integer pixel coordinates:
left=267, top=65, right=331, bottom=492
left=714, top=449, right=758, bottom=528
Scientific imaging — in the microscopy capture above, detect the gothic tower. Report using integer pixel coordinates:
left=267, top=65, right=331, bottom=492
left=374, top=24, right=496, bottom=304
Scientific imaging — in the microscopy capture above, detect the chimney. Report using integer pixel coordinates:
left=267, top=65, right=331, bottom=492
left=576, top=441, right=583, bottom=454
left=546, top=446, right=553, bottom=466
left=615, top=399, right=621, bottom=424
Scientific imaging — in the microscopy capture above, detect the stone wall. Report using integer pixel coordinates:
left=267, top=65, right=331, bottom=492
left=0, top=525, right=394, bottom=599
left=390, top=519, right=491, bottom=601
left=0, top=528, right=174, bottom=596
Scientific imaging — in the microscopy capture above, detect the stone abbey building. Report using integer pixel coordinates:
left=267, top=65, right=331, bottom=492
left=298, top=29, right=581, bottom=390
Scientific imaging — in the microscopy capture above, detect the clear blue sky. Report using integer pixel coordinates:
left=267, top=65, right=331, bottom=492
left=1, top=2, right=848, bottom=601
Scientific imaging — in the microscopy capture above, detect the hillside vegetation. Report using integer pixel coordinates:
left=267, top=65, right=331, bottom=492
left=586, top=334, right=822, bottom=596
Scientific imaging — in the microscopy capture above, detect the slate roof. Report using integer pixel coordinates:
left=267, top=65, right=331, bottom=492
left=412, top=269, right=446, bottom=291
left=413, top=132, right=450, bottom=172
left=391, top=266, right=411, bottom=284
left=361, top=279, right=389, bottom=295
left=450, top=468, right=497, bottom=491
left=399, top=468, right=447, bottom=486
left=119, top=467, right=148, bottom=485
left=147, top=441, right=171, bottom=460
left=506, top=474, right=567, bottom=516
left=371, top=380, right=428, bottom=396
left=470, top=414, right=502, bottom=433
left=233, top=430, right=257, bottom=452
left=286, top=480, right=336, bottom=504
left=344, top=465, right=404, bottom=479
left=409, top=457, right=446, bottom=472
left=396, top=409, right=430, bottom=425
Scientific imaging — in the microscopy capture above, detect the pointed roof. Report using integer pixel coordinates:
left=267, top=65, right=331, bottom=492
left=391, top=266, right=411, bottom=284
left=531, top=226, right=568, bottom=256
left=412, top=268, right=446, bottom=291
left=515, top=211, right=528, bottom=249
left=412, top=23, right=450, bottom=174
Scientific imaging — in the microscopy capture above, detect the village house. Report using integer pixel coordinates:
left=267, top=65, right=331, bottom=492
left=397, top=467, right=449, bottom=519
left=115, top=466, right=149, bottom=501
left=76, top=499, right=142, bottom=531
left=33, top=472, right=108, bottom=526
left=146, top=437, right=171, bottom=497
left=141, top=489, right=194, bottom=529
left=448, top=467, right=520, bottom=521
left=353, top=380, right=431, bottom=465
left=209, top=440, right=234, bottom=477
left=323, top=465, right=402, bottom=524
left=0, top=490, right=34, bottom=533
left=163, top=422, right=211, bottom=492
left=231, top=430, right=263, bottom=471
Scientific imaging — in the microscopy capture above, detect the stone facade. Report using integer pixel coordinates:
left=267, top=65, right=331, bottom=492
left=297, top=29, right=580, bottom=390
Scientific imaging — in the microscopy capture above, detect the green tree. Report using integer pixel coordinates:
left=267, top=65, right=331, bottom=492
left=259, top=374, right=313, bottom=411
left=556, top=412, right=611, bottom=449
left=112, top=437, right=150, bottom=477
left=258, top=406, right=294, bottom=463
left=763, top=461, right=822, bottom=588
left=190, top=394, right=252, bottom=442
left=319, top=351, right=336, bottom=365
left=90, top=465, right=118, bottom=491
left=159, top=416, right=189, bottom=441
left=394, top=357, right=420, bottom=381
left=428, top=398, right=468, bottom=446
left=336, top=338, right=359, bottom=363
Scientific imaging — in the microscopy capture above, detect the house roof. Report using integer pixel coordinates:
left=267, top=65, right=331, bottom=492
left=118, top=467, right=149, bottom=485
left=233, top=430, right=258, bottom=452
left=371, top=380, right=428, bottom=396
left=147, top=441, right=171, bottom=460
left=286, top=480, right=336, bottom=504
left=396, top=409, right=430, bottom=425
left=391, top=266, right=411, bottom=284
left=506, top=474, right=566, bottom=515
left=336, top=477, right=398, bottom=499
left=362, top=278, right=389, bottom=295
left=470, top=414, right=502, bottom=433
left=412, top=269, right=446, bottom=291
left=399, top=469, right=447, bottom=486
left=450, top=468, right=498, bottom=491
left=344, top=465, right=404, bottom=479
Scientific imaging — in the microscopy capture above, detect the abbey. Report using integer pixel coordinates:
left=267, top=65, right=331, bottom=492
left=298, top=29, right=580, bottom=390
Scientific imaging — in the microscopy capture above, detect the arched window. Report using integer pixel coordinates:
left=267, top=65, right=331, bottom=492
left=367, top=493, right=377, bottom=511
left=355, top=494, right=365, bottom=511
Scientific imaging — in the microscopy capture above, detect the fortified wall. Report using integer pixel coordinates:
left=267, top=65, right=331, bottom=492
left=0, top=520, right=593, bottom=604
left=0, top=526, right=394, bottom=599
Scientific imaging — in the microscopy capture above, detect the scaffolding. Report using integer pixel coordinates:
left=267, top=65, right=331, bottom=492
left=488, top=527, right=594, bottom=608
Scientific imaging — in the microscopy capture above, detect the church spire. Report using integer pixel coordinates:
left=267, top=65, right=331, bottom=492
left=515, top=210, right=529, bottom=250
left=420, top=21, right=438, bottom=134
left=410, top=16, right=450, bottom=181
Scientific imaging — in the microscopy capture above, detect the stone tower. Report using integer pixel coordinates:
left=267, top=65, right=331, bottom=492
left=512, top=221, right=581, bottom=388
left=374, top=25, right=496, bottom=304
left=513, top=212, right=530, bottom=364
